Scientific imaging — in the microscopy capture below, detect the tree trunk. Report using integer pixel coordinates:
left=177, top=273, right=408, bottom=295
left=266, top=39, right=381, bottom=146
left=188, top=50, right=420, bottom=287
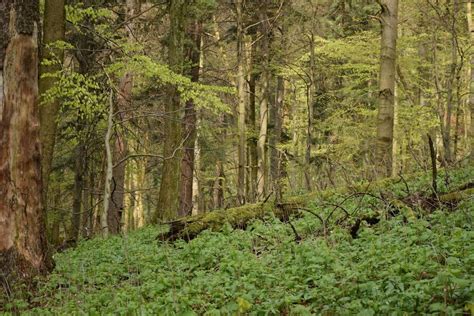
left=271, top=75, right=285, bottom=204
left=257, top=11, right=270, bottom=200
left=442, top=0, right=458, bottom=164
left=70, top=143, right=85, bottom=243
left=247, top=70, right=258, bottom=203
left=467, top=0, right=474, bottom=161
left=179, top=20, right=202, bottom=216
left=236, top=0, right=246, bottom=205
left=81, top=164, right=93, bottom=239
left=0, top=0, right=52, bottom=281
left=213, top=160, right=225, bottom=209
left=305, top=33, right=316, bottom=190
left=156, top=0, right=185, bottom=221
left=102, top=91, right=114, bottom=236
left=39, top=0, right=65, bottom=202
left=106, top=0, right=139, bottom=234
left=375, top=0, right=398, bottom=178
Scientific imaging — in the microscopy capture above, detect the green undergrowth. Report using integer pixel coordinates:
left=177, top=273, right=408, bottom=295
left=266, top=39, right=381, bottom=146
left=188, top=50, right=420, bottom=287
left=6, top=167, right=474, bottom=315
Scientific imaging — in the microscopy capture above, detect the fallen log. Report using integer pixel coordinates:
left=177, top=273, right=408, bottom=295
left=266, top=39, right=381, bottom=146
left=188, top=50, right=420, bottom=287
left=439, top=188, right=474, bottom=203
left=159, top=201, right=303, bottom=241
left=158, top=182, right=473, bottom=242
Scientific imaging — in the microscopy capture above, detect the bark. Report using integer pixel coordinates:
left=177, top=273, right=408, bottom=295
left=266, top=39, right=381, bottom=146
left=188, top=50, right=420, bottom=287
left=102, top=91, right=114, bottom=236
left=442, top=0, right=458, bottom=164
left=236, top=0, right=246, bottom=205
left=305, top=33, right=316, bottom=190
left=0, top=0, right=52, bottom=282
left=39, top=0, right=65, bottom=200
left=213, top=160, right=225, bottom=209
left=156, top=0, right=185, bottom=221
left=467, top=0, right=474, bottom=161
left=257, top=10, right=270, bottom=200
left=107, top=74, right=132, bottom=234
left=375, top=0, right=398, bottom=178
left=270, top=75, right=285, bottom=204
left=106, top=0, right=139, bottom=234
left=161, top=201, right=301, bottom=242
left=191, top=134, right=202, bottom=215
left=179, top=20, right=202, bottom=216
left=247, top=70, right=258, bottom=203
left=70, top=143, right=85, bottom=243
left=81, top=165, right=93, bottom=239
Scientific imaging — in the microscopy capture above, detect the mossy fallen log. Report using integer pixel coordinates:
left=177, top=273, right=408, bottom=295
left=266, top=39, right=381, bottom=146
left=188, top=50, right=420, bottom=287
left=159, top=176, right=473, bottom=241
left=439, top=188, right=474, bottom=203
left=159, top=201, right=303, bottom=241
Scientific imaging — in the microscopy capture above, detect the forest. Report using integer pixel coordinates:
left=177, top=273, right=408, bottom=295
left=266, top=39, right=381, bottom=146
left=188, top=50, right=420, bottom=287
left=0, top=0, right=473, bottom=314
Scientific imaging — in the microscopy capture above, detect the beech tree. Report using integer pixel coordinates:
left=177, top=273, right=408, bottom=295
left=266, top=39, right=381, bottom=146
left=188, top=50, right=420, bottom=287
left=375, top=0, right=398, bottom=178
left=39, top=0, right=65, bottom=199
left=0, top=0, right=52, bottom=279
left=155, top=0, right=187, bottom=221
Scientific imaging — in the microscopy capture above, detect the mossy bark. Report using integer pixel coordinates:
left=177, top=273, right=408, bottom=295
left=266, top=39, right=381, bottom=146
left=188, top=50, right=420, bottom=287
left=39, top=0, right=65, bottom=199
left=155, top=0, right=186, bottom=221
left=161, top=201, right=302, bottom=241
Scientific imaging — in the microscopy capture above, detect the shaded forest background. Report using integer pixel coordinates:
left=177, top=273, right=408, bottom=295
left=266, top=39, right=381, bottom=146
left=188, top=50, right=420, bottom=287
left=37, top=0, right=473, bottom=244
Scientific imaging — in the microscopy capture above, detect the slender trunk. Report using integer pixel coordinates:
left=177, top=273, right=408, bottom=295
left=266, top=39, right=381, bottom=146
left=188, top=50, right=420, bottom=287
left=236, top=0, right=246, bottom=205
left=257, top=13, right=270, bottom=200
left=213, top=161, right=225, bottom=209
left=107, top=74, right=131, bottom=234
left=247, top=71, right=258, bottom=203
left=81, top=164, right=93, bottom=239
left=443, top=0, right=458, bottom=164
left=179, top=21, right=202, bottom=216
left=70, top=143, right=85, bottom=243
left=392, top=85, right=399, bottom=176
left=39, top=0, right=65, bottom=201
left=102, top=91, right=114, bottom=236
left=375, top=0, right=398, bottom=178
left=106, top=0, right=138, bottom=233
left=271, top=75, right=285, bottom=204
left=192, top=130, right=202, bottom=215
left=305, top=33, right=316, bottom=190
left=467, top=0, right=474, bottom=161
left=0, top=1, right=52, bottom=280
left=156, top=0, right=185, bottom=221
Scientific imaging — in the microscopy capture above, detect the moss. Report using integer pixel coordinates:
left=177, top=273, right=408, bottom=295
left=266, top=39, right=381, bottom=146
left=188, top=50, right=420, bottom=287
left=440, top=188, right=474, bottom=203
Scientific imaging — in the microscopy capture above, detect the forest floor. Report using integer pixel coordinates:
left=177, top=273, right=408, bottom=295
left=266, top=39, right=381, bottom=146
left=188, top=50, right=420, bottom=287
left=3, top=166, right=474, bottom=315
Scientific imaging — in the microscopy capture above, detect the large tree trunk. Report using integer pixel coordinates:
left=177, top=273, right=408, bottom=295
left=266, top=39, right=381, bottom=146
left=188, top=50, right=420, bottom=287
left=155, top=0, right=185, bottom=221
left=39, top=0, right=65, bottom=202
left=236, top=0, right=246, bottom=205
left=179, top=20, right=202, bottom=216
left=0, top=0, right=52, bottom=282
left=375, top=0, right=398, bottom=178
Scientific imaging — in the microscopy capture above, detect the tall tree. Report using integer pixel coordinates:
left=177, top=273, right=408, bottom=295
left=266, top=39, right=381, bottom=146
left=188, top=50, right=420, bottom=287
left=39, top=0, right=66, bottom=199
left=236, top=0, right=247, bottom=205
left=467, top=0, right=474, bottom=161
left=257, top=2, right=271, bottom=200
left=375, top=0, right=398, bottom=178
left=0, top=0, right=52, bottom=280
left=107, top=0, right=140, bottom=234
left=156, top=0, right=186, bottom=221
left=179, top=19, right=202, bottom=216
